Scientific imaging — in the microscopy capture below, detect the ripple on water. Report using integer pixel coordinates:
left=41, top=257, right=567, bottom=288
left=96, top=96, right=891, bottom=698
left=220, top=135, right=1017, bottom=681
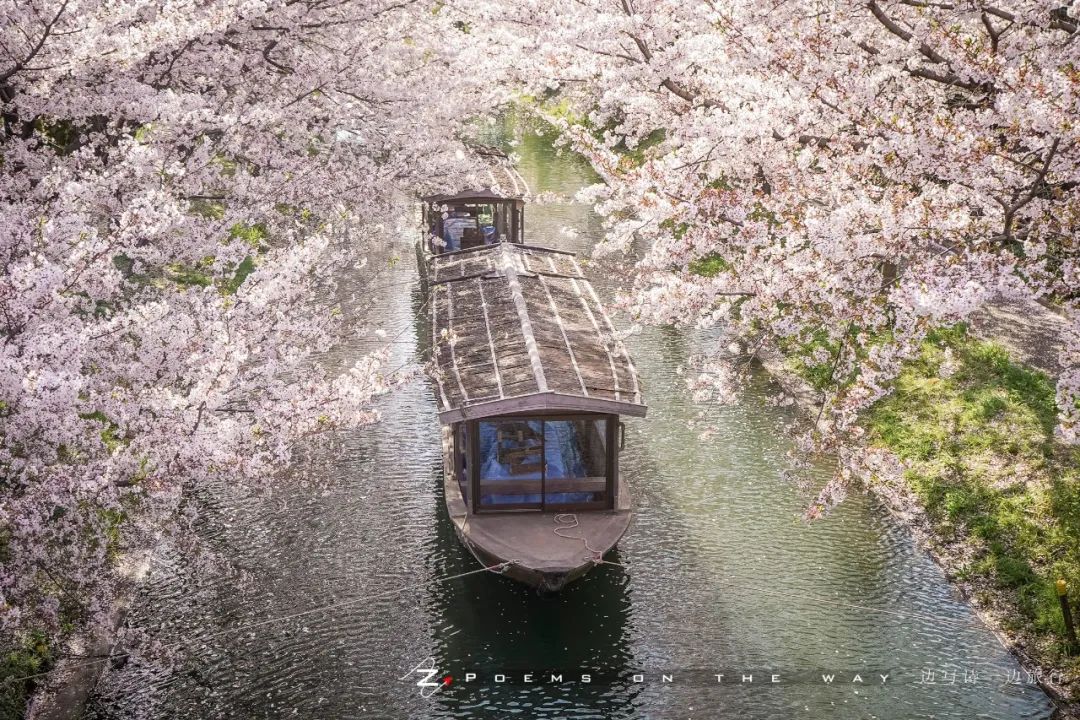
left=87, top=126, right=1054, bottom=720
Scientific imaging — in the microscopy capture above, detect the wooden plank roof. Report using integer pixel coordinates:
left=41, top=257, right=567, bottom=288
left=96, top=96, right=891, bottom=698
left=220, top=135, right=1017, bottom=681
left=422, top=145, right=531, bottom=203
left=429, top=243, right=645, bottom=424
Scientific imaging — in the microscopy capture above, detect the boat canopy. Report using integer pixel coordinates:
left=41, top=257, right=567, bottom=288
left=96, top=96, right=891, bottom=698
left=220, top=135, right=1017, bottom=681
left=421, top=146, right=529, bottom=253
left=429, top=243, right=646, bottom=424
left=421, top=145, right=530, bottom=204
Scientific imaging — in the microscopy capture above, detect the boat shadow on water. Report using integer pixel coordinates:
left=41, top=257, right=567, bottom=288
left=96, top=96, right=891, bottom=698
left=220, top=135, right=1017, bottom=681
left=422, top=457, right=641, bottom=718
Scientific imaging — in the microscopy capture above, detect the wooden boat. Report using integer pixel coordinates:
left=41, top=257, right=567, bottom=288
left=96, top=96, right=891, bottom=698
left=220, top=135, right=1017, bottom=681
left=416, top=144, right=529, bottom=281
left=424, top=240, right=646, bottom=591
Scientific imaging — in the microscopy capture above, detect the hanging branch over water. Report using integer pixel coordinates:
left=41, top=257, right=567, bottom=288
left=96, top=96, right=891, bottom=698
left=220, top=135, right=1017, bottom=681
left=0, top=0, right=505, bottom=653
left=452, top=0, right=1080, bottom=457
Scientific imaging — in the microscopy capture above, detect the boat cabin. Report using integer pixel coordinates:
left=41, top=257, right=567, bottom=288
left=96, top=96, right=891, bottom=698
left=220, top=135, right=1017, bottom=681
left=430, top=243, right=645, bottom=515
left=421, top=146, right=529, bottom=255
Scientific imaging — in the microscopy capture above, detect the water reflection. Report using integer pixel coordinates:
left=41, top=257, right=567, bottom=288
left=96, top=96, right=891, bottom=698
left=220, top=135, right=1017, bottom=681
left=428, top=551, right=637, bottom=719
left=85, top=120, right=1055, bottom=720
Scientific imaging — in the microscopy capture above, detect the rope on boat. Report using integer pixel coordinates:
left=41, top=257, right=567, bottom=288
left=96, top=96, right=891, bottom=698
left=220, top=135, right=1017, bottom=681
left=553, top=513, right=607, bottom=564
left=595, top=557, right=627, bottom=568
left=3, top=560, right=516, bottom=686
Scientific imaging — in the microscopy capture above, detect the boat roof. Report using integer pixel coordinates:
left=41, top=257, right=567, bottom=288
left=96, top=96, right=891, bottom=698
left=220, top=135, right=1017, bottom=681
left=422, top=145, right=530, bottom=203
left=429, top=243, right=645, bottom=424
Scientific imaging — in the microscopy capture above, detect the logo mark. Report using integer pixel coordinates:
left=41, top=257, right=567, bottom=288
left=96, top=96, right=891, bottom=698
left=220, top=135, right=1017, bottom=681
left=400, top=657, right=451, bottom=698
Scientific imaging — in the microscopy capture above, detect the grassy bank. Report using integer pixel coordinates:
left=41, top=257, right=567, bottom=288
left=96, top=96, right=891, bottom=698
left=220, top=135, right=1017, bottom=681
left=1, top=635, right=52, bottom=720
left=864, top=326, right=1080, bottom=675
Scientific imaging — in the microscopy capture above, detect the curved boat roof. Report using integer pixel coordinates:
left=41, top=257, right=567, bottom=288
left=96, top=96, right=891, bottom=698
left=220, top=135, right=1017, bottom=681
left=422, top=145, right=531, bottom=203
left=429, top=243, right=645, bottom=424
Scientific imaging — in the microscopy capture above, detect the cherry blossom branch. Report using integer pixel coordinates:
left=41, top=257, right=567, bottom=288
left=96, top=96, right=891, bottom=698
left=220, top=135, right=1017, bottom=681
left=0, top=0, right=70, bottom=84
left=618, top=0, right=717, bottom=106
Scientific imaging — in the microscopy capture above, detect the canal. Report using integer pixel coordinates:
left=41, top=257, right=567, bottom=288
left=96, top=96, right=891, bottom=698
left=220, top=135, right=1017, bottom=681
left=86, top=124, right=1055, bottom=720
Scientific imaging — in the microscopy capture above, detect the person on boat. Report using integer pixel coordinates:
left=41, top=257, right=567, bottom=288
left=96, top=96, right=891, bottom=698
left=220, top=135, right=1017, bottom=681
left=442, top=210, right=474, bottom=251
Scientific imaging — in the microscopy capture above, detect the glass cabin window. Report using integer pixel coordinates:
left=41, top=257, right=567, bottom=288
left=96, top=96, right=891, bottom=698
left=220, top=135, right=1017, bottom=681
left=474, top=416, right=611, bottom=511
left=542, top=419, right=608, bottom=507
left=477, top=419, right=544, bottom=509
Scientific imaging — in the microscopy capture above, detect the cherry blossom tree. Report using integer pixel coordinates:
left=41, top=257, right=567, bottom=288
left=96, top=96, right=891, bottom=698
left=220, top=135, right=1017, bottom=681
left=460, top=0, right=1079, bottom=459
left=4, top=0, right=1079, bottom=684
left=0, top=0, right=499, bottom=655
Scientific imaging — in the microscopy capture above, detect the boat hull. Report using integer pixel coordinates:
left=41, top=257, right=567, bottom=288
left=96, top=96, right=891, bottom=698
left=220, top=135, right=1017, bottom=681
left=441, top=427, right=630, bottom=592
left=450, top=520, right=597, bottom=592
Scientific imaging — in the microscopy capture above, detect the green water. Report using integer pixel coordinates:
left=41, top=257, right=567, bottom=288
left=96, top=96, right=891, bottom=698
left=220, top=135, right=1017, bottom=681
left=85, top=125, right=1054, bottom=720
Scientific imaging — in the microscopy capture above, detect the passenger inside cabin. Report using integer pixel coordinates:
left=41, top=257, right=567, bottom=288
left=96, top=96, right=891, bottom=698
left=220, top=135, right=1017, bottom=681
left=442, top=210, right=474, bottom=252
left=431, top=201, right=507, bottom=253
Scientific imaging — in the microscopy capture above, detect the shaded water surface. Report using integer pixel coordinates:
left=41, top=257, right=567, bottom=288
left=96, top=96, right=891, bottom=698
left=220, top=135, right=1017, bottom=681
left=86, top=128, right=1054, bottom=720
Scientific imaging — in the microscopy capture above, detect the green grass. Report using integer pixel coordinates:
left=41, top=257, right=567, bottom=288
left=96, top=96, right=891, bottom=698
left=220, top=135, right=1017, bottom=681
left=0, top=634, right=52, bottom=720
left=866, top=325, right=1080, bottom=664
left=687, top=252, right=730, bottom=278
